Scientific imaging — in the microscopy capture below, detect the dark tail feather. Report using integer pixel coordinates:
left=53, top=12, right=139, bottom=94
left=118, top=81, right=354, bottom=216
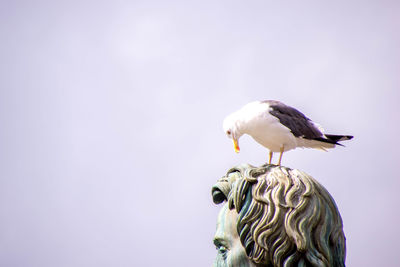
left=313, top=134, right=353, bottom=146
left=325, top=134, right=353, bottom=142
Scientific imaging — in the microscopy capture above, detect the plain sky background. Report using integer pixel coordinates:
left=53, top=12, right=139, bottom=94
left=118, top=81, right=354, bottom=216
left=1, top=0, right=399, bottom=266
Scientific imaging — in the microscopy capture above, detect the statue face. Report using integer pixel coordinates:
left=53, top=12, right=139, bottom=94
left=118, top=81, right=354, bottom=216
left=213, top=204, right=257, bottom=267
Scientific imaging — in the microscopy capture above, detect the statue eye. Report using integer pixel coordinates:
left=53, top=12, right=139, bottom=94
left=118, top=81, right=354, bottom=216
left=214, top=238, right=229, bottom=259
left=218, top=245, right=228, bottom=254
left=217, top=245, right=228, bottom=259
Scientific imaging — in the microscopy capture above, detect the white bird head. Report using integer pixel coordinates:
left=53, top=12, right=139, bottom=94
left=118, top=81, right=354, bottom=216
left=223, top=113, right=243, bottom=153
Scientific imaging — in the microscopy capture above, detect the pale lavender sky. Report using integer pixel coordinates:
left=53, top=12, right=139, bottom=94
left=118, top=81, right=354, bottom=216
left=0, top=1, right=399, bottom=266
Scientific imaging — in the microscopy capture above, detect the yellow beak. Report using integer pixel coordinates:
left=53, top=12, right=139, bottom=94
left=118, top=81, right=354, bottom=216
left=233, top=138, right=240, bottom=153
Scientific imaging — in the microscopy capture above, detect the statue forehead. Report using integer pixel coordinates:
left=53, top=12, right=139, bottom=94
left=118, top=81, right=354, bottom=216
left=215, top=204, right=239, bottom=244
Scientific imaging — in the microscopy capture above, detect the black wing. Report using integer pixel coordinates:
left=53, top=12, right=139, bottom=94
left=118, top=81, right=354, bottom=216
left=263, top=100, right=323, bottom=139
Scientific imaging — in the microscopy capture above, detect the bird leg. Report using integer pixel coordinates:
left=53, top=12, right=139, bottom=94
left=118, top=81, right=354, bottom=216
left=278, top=146, right=284, bottom=166
left=268, top=151, right=273, bottom=164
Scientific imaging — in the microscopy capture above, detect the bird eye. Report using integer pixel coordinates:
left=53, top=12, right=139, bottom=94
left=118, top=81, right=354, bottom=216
left=226, top=130, right=231, bottom=135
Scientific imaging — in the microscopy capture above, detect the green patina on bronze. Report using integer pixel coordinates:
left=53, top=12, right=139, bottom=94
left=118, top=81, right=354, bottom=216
left=212, top=164, right=346, bottom=267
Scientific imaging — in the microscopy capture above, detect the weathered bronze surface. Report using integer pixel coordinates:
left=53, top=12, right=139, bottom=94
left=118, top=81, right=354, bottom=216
left=212, top=164, right=346, bottom=267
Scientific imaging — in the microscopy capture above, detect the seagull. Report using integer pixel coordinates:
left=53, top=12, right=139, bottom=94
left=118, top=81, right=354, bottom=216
left=223, top=100, right=353, bottom=165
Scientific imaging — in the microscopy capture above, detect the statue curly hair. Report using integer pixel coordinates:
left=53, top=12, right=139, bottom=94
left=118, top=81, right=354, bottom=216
left=212, top=164, right=346, bottom=267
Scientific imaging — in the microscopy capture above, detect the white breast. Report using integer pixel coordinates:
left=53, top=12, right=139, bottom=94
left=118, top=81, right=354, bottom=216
left=239, top=102, right=298, bottom=152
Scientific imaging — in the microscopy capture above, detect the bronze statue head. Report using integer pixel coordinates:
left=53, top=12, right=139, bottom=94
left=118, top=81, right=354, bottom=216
left=212, top=164, right=346, bottom=267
